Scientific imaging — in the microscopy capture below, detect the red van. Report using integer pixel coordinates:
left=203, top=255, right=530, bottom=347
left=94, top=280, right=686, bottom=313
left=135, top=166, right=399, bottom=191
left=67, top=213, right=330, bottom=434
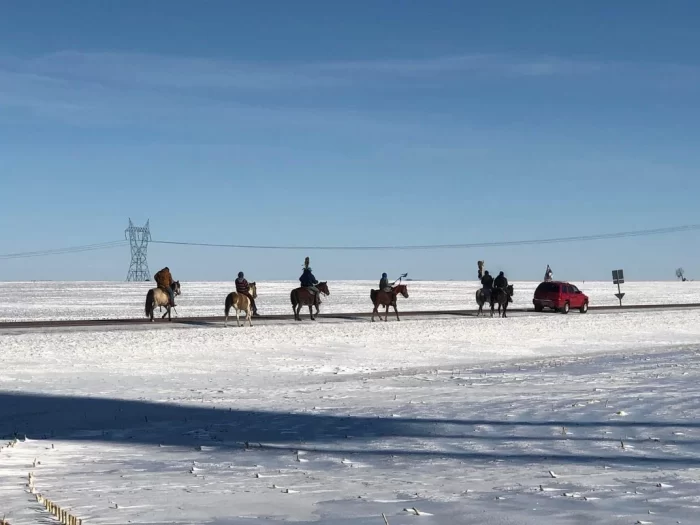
left=533, top=281, right=589, bottom=314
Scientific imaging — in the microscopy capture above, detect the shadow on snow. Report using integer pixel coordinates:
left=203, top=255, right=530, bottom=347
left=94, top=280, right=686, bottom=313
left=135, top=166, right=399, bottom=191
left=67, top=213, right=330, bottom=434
left=2, top=391, right=698, bottom=467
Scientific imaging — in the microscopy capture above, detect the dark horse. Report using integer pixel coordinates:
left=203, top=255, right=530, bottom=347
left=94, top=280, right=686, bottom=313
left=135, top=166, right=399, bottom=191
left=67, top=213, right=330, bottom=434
left=492, top=284, right=514, bottom=318
left=145, top=281, right=181, bottom=322
left=476, top=285, right=513, bottom=318
left=290, top=282, right=330, bottom=321
left=370, top=284, right=409, bottom=322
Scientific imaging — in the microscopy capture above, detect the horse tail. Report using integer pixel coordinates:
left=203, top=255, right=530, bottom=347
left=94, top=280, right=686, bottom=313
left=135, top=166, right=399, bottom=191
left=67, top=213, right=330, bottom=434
left=370, top=289, right=377, bottom=304
left=145, top=289, right=155, bottom=318
left=290, top=289, right=297, bottom=307
left=225, top=293, right=234, bottom=318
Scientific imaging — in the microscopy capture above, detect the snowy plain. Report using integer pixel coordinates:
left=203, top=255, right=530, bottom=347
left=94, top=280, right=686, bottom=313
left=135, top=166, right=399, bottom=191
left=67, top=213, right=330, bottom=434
left=2, top=281, right=700, bottom=524
left=0, top=280, right=699, bottom=321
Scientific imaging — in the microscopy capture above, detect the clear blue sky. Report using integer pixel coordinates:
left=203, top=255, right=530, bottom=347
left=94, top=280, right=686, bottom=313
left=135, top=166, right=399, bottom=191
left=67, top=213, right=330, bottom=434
left=1, top=1, right=699, bottom=281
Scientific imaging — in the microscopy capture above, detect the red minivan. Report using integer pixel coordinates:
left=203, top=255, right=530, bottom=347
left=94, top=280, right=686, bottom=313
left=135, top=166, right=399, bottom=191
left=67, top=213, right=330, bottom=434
left=533, top=281, right=589, bottom=314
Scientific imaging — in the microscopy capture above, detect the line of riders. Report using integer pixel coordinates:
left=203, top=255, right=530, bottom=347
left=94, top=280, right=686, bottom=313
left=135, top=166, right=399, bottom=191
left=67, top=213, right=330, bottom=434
left=151, top=265, right=404, bottom=317
left=479, top=270, right=511, bottom=303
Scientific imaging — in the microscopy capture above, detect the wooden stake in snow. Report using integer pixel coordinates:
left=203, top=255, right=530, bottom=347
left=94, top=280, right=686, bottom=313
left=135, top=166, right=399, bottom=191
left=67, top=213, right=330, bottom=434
left=382, top=513, right=390, bottom=525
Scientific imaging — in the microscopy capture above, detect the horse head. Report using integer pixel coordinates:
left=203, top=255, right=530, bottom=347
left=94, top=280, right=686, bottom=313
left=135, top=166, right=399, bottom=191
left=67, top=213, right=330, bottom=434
left=396, top=284, right=409, bottom=298
left=506, top=284, right=514, bottom=296
left=317, top=281, right=330, bottom=296
left=172, top=281, right=181, bottom=295
left=249, top=282, right=258, bottom=299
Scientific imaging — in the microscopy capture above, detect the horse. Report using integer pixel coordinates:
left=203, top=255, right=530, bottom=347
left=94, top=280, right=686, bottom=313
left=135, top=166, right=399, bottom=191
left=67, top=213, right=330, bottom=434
left=224, top=282, right=258, bottom=327
left=475, top=288, right=492, bottom=317
left=492, top=284, right=514, bottom=318
left=370, top=284, right=409, bottom=322
left=290, top=282, right=330, bottom=321
left=145, top=281, right=181, bottom=322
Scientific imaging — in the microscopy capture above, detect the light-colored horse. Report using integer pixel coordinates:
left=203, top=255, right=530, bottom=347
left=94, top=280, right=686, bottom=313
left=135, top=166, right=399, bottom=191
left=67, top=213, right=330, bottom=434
left=224, top=283, right=258, bottom=327
left=145, top=281, right=181, bottom=322
left=475, top=288, right=493, bottom=317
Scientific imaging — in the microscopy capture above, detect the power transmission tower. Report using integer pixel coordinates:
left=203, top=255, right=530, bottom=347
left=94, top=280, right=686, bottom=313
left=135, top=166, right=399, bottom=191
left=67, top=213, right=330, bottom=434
left=125, top=219, right=152, bottom=281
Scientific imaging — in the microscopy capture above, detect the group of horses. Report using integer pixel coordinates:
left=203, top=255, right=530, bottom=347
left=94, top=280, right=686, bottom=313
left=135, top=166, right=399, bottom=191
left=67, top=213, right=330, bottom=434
left=475, top=284, right=515, bottom=318
left=144, top=280, right=513, bottom=327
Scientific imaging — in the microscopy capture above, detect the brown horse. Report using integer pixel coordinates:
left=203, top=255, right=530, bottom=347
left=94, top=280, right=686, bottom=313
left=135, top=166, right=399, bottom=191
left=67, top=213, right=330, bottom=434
left=371, top=284, right=409, bottom=322
left=224, top=282, right=258, bottom=327
left=290, top=282, right=330, bottom=321
left=145, top=281, right=181, bottom=322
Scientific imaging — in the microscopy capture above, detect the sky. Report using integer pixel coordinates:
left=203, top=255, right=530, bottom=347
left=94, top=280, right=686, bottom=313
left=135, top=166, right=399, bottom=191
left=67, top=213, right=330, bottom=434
left=1, top=1, right=699, bottom=281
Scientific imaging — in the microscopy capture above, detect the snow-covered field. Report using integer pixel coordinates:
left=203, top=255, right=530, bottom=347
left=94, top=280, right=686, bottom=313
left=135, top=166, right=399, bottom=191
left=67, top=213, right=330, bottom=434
left=0, top=280, right=699, bottom=321
left=3, top=307, right=700, bottom=524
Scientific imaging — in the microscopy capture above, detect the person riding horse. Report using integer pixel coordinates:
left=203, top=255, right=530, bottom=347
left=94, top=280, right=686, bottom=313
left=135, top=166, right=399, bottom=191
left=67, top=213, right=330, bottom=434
left=379, top=272, right=393, bottom=293
left=154, top=267, right=177, bottom=307
left=235, top=271, right=259, bottom=317
left=494, top=271, right=511, bottom=303
left=300, top=264, right=321, bottom=305
left=481, top=270, right=494, bottom=302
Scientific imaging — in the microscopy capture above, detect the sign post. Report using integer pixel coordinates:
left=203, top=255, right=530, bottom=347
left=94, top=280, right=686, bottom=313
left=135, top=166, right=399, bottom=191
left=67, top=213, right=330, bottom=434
left=612, top=269, right=625, bottom=306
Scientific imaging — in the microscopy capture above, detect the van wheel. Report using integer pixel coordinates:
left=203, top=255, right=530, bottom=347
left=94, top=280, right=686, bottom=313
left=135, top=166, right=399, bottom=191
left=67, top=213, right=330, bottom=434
left=561, top=302, right=570, bottom=314
left=579, top=302, right=588, bottom=314
left=534, top=304, right=543, bottom=312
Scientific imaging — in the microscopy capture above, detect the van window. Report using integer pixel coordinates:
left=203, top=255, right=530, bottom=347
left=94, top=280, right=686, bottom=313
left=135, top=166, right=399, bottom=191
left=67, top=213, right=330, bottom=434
left=536, top=283, right=559, bottom=293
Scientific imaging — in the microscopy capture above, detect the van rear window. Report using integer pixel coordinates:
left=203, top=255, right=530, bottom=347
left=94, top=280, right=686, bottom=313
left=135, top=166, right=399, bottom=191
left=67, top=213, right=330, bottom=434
left=536, top=283, right=559, bottom=293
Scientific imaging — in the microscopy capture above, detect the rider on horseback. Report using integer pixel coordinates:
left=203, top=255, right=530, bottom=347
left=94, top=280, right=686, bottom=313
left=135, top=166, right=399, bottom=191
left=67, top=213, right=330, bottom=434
left=300, top=257, right=321, bottom=305
left=480, top=270, right=494, bottom=302
left=494, top=271, right=508, bottom=291
left=154, top=267, right=177, bottom=307
left=494, top=271, right=511, bottom=303
left=236, top=271, right=259, bottom=317
left=379, top=272, right=393, bottom=293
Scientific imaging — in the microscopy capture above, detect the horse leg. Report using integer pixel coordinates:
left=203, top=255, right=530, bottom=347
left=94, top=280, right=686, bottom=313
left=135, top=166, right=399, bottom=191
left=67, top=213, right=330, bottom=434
left=371, top=303, right=378, bottom=322
left=384, top=304, right=389, bottom=322
left=393, top=303, right=400, bottom=321
left=309, top=304, right=315, bottom=321
left=247, top=304, right=253, bottom=327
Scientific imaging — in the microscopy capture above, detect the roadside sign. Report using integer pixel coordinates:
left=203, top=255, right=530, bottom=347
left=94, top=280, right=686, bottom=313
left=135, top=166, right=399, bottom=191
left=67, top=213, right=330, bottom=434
left=612, top=269, right=625, bottom=306
left=612, top=269, right=625, bottom=285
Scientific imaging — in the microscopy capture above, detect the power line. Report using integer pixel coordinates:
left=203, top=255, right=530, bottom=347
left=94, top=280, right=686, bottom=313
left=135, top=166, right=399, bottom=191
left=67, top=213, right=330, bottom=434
left=150, top=224, right=700, bottom=251
left=0, top=241, right=127, bottom=260
left=1, top=223, right=697, bottom=261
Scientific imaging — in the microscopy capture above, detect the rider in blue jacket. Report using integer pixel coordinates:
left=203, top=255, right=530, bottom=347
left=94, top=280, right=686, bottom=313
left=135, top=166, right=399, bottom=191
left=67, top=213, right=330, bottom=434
left=300, top=259, right=320, bottom=299
left=379, top=273, right=393, bottom=292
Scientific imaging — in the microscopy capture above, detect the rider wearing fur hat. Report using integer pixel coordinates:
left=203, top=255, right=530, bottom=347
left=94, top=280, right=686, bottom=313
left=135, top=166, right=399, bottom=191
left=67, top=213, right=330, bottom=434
left=299, top=257, right=320, bottom=303
left=235, top=271, right=259, bottom=316
left=154, top=267, right=176, bottom=307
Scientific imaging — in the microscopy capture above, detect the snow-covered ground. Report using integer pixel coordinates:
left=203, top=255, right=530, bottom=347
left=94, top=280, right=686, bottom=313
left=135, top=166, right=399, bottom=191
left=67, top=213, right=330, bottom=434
left=3, top=308, right=700, bottom=524
left=0, top=280, right=698, bottom=321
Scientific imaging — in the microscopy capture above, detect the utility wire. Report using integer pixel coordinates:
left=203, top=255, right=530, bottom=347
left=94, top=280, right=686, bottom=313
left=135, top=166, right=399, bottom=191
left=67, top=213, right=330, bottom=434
left=1, top=224, right=697, bottom=260
left=0, top=241, right=127, bottom=260
left=149, top=224, right=700, bottom=251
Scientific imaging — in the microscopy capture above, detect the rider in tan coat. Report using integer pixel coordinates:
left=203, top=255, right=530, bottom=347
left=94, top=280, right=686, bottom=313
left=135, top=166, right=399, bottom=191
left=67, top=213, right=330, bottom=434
left=154, top=267, right=176, bottom=307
